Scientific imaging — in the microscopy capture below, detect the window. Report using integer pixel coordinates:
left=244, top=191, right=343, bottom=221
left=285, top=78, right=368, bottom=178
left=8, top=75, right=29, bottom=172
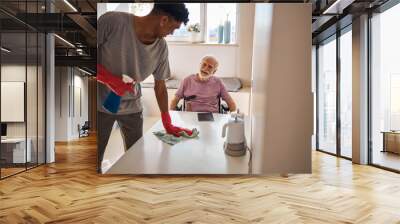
left=98, top=3, right=238, bottom=44
left=206, top=3, right=237, bottom=44
left=390, top=74, right=400, bottom=130
left=98, top=3, right=153, bottom=18
left=166, top=3, right=237, bottom=44
left=130, top=3, right=154, bottom=16
left=105, top=3, right=128, bottom=13
left=165, top=3, right=201, bottom=42
left=317, top=37, right=337, bottom=155
left=339, top=28, right=352, bottom=158
left=370, top=2, right=400, bottom=171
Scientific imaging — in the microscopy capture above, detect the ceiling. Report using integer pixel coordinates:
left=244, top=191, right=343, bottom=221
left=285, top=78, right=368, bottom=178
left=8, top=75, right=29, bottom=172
left=311, top=0, right=390, bottom=43
left=1, top=0, right=97, bottom=74
left=0, top=0, right=395, bottom=74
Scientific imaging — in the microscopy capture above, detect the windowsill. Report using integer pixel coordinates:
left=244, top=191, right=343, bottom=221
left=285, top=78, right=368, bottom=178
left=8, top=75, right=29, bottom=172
left=167, top=41, right=239, bottom=47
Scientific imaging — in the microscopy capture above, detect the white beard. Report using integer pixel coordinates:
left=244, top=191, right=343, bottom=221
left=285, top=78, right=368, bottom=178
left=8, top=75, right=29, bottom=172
left=198, top=72, right=211, bottom=81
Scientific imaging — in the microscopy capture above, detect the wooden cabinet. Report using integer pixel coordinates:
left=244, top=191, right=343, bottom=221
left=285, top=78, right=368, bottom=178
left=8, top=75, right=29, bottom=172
left=382, top=132, right=400, bottom=154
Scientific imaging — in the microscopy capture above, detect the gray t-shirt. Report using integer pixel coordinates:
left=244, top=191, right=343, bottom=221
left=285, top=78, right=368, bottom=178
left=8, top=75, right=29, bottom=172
left=97, top=11, right=171, bottom=114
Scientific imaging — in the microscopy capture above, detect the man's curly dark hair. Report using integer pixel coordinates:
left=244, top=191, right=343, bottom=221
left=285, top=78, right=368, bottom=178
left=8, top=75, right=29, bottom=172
left=151, top=3, right=189, bottom=25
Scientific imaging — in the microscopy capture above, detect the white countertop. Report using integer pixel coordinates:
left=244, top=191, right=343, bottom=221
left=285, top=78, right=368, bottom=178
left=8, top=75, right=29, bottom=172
left=105, top=111, right=251, bottom=174
left=1, top=138, right=29, bottom=143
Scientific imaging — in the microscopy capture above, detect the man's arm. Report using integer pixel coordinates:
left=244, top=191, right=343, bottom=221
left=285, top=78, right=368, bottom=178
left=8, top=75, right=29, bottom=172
left=219, top=80, right=237, bottom=112
left=170, top=79, right=185, bottom=110
left=226, top=95, right=237, bottom=112
left=152, top=42, right=192, bottom=136
left=154, top=79, right=169, bottom=113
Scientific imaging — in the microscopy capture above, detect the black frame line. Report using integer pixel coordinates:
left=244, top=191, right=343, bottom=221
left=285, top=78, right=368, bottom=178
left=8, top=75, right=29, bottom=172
left=336, top=26, right=341, bottom=158
left=36, top=0, right=39, bottom=168
left=316, top=45, right=319, bottom=152
left=25, top=1, right=28, bottom=172
left=367, top=10, right=373, bottom=166
left=44, top=5, right=47, bottom=166
left=44, top=0, right=47, bottom=165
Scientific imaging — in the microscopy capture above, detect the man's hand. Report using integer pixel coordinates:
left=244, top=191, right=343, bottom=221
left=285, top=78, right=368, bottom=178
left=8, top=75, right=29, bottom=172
left=96, top=64, right=135, bottom=96
left=161, top=112, right=193, bottom=137
left=154, top=80, right=193, bottom=136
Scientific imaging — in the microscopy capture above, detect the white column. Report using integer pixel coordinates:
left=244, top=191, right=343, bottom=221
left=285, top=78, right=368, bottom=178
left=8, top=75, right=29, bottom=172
left=46, top=33, right=55, bottom=163
left=250, top=3, right=313, bottom=174
left=45, top=0, right=56, bottom=163
left=352, top=14, right=369, bottom=164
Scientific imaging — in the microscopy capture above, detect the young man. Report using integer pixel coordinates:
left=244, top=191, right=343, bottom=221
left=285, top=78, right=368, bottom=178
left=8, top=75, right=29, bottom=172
left=170, top=55, right=237, bottom=113
left=97, top=3, right=192, bottom=173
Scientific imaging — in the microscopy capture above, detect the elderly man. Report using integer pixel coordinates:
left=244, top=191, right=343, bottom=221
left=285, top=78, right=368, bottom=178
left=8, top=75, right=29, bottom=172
left=170, top=56, right=236, bottom=113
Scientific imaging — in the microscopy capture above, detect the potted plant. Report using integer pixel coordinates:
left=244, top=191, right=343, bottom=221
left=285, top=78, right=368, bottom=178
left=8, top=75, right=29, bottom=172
left=187, top=23, right=201, bottom=43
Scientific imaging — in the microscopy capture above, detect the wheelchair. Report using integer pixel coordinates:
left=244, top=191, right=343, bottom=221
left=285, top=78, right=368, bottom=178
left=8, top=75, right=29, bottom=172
left=175, top=95, right=230, bottom=114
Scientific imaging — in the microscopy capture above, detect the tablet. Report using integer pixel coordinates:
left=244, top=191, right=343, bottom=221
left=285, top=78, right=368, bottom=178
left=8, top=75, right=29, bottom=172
left=197, top=112, right=214, bottom=122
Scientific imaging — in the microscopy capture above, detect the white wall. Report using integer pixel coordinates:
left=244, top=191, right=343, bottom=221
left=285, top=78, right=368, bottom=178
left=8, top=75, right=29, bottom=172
left=352, top=15, right=369, bottom=165
left=250, top=3, right=312, bottom=174
left=71, top=74, right=89, bottom=138
left=55, top=67, right=89, bottom=141
left=55, top=67, right=68, bottom=141
left=168, top=4, right=255, bottom=86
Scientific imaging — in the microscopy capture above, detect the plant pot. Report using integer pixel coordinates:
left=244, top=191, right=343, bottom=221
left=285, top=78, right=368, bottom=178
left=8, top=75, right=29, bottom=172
left=190, top=32, right=201, bottom=43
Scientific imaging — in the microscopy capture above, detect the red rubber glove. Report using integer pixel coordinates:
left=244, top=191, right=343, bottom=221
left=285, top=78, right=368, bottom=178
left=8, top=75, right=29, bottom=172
left=161, top=112, right=193, bottom=137
left=96, top=64, right=135, bottom=96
